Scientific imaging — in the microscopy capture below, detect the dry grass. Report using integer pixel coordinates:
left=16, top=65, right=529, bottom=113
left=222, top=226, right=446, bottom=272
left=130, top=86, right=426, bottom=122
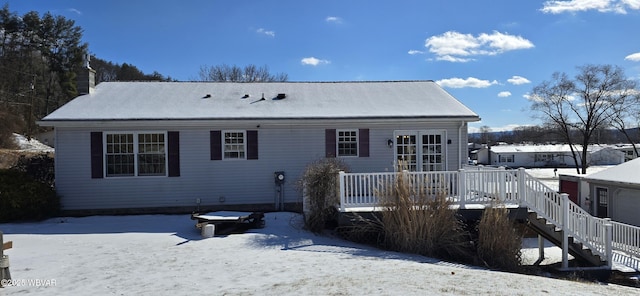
left=476, top=204, right=523, bottom=271
left=0, top=150, right=40, bottom=169
left=374, top=171, right=473, bottom=261
left=298, top=158, right=349, bottom=233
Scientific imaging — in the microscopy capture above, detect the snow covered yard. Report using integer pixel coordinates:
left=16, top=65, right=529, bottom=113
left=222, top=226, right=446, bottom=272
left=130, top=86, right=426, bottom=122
left=1, top=213, right=637, bottom=295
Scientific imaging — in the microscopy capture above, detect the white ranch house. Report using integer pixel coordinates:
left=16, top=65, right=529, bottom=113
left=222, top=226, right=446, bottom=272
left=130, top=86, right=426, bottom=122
left=39, top=68, right=640, bottom=272
left=476, top=144, right=625, bottom=168
left=39, top=68, right=479, bottom=213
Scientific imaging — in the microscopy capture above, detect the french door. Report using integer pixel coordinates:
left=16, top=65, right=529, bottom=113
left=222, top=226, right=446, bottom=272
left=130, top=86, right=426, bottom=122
left=394, top=130, right=446, bottom=172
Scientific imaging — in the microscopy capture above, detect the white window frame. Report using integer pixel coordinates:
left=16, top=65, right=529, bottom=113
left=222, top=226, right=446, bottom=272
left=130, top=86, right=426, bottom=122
left=104, top=131, right=167, bottom=178
left=223, top=130, right=247, bottom=160
left=596, top=187, right=608, bottom=206
left=337, top=129, right=359, bottom=157
left=499, top=154, right=514, bottom=163
left=393, top=130, right=447, bottom=172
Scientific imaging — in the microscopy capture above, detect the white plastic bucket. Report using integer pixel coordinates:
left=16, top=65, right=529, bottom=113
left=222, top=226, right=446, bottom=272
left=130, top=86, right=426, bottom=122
left=201, top=224, right=215, bottom=238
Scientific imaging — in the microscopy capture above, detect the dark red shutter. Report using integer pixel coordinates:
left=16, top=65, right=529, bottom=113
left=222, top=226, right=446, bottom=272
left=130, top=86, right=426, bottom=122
left=90, top=132, right=103, bottom=179
left=210, top=130, right=222, bottom=160
left=359, top=128, right=370, bottom=157
left=247, top=130, right=258, bottom=160
left=167, top=131, right=180, bottom=177
left=325, top=129, right=336, bottom=158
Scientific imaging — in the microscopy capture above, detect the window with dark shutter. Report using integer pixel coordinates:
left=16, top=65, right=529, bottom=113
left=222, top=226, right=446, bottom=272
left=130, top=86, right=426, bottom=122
left=90, top=132, right=103, bottom=178
left=168, top=131, right=180, bottom=177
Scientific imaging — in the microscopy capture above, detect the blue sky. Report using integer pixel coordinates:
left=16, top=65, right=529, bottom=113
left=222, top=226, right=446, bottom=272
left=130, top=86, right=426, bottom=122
left=6, top=0, right=640, bottom=132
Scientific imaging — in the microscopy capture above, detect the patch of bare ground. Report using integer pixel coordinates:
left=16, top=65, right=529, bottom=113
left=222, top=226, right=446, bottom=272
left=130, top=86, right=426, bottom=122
left=0, top=149, right=53, bottom=169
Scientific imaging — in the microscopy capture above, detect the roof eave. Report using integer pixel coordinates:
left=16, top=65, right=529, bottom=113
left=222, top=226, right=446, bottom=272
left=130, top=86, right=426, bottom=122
left=38, top=115, right=480, bottom=127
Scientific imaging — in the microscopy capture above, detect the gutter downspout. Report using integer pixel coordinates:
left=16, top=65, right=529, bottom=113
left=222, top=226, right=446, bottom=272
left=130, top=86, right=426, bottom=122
left=459, top=121, right=465, bottom=169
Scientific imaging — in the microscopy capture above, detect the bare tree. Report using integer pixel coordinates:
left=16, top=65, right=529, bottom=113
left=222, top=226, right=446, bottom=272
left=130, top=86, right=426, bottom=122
left=479, top=125, right=493, bottom=145
left=197, top=64, right=288, bottom=82
left=607, top=83, right=640, bottom=157
left=529, top=64, right=638, bottom=174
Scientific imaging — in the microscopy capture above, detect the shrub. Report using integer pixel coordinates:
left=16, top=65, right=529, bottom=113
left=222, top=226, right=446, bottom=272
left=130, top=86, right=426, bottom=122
left=476, top=204, right=522, bottom=271
left=12, top=153, right=55, bottom=187
left=376, top=171, right=473, bottom=261
left=0, top=169, right=60, bottom=222
left=298, top=158, right=349, bottom=233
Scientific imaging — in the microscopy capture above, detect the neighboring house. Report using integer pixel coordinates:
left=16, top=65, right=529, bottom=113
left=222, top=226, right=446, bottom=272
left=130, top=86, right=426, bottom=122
left=38, top=69, right=480, bottom=213
left=34, top=129, right=55, bottom=148
left=582, top=158, right=640, bottom=226
left=612, top=144, right=640, bottom=162
left=476, top=144, right=624, bottom=168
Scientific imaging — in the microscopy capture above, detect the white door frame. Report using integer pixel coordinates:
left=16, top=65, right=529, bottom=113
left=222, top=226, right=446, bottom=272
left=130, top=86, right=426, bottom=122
left=393, top=130, right=448, bottom=172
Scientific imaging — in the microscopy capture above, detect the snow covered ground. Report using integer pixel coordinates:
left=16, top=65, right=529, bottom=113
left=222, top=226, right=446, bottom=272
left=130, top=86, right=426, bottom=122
left=1, top=212, right=637, bottom=295
left=11, top=133, right=54, bottom=153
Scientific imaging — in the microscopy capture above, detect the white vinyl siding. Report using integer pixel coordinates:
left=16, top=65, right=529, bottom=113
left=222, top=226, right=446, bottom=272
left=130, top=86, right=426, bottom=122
left=52, top=121, right=465, bottom=211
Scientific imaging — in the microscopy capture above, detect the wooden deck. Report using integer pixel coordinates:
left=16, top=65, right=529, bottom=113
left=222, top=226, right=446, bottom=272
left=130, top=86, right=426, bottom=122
left=333, top=168, right=640, bottom=271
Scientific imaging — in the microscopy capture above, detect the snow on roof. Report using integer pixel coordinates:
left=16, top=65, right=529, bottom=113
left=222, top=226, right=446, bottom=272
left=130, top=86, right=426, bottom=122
left=39, top=81, right=479, bottom=123
left=489, top=144, right=588, bottom=153
left=584, top=157, right=640, bottom=185
left=488, top=144, right=622, bottom=154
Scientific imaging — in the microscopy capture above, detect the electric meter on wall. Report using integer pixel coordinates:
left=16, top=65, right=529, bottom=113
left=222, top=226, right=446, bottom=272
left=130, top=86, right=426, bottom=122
left=274, top=171, right=285, bottom=185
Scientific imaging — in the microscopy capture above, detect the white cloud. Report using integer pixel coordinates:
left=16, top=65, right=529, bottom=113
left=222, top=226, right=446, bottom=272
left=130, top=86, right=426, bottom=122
left=624, top=52, right=640, bottom=61
left=425, top=31, right=534, bottom=62
left=68, top=8, right=82, bottom=15
left=498, top=91, right=512, bottom=98
left=507, top=75, right=531, bottom=85
left=437, top=55, right=474, bottom=63
left=540, top=0, right=640, bottom=14
left=436, top=77, right=498, bottom=88
left=256, top=28, right=275, bottom=37
left=408, top=50, right=424, bottom=55
left=301, top=57, right=330, bottom=66
left=326, top=16, right=343, bottom=24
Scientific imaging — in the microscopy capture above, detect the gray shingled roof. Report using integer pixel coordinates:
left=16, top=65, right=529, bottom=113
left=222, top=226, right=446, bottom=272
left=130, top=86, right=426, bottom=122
left=40, top=81, right=480, bottom=122
left=584, top=157, right=640, bottom=186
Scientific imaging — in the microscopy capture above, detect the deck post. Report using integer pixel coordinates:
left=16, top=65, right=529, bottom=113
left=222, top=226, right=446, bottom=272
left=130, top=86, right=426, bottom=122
left=561, top=193, right=569, bottom=270
left=1, top=231, right=11, bottom=286
left=517, top=168, right=526, bottom=206
left=536, top=234, right=545, bottom=265
left=338, top=171, right=346, bottom=212
left=604, top=218, right=613, bottom=268
left=498, top=166, right=506, bottom=201
left=458, top=169, right=466, bottom=207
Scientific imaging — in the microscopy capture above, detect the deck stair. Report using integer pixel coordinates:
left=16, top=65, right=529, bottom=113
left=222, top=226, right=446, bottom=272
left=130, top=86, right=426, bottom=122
left=527, top=211, right=606, bottom=267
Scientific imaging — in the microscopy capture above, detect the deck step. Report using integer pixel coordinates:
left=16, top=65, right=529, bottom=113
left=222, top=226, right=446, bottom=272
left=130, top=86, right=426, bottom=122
left=527, top=211, right=606, bottom=267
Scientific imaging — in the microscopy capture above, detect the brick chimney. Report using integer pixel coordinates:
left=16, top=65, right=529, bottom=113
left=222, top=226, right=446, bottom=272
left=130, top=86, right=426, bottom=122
left=77, top=54, right=96, bottom=95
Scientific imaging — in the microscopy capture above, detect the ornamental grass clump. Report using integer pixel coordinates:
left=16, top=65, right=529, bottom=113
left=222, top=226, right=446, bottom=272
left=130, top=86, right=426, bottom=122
left=298, top=158, right=349, bottom=233
left=376, top=171, right=472, bottom=261
left=476, top=204, right=523, bottom=271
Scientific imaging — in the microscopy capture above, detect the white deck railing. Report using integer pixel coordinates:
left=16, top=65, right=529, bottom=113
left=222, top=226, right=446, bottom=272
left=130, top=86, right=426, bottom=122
left=338, top=167, right=640, bottom=270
